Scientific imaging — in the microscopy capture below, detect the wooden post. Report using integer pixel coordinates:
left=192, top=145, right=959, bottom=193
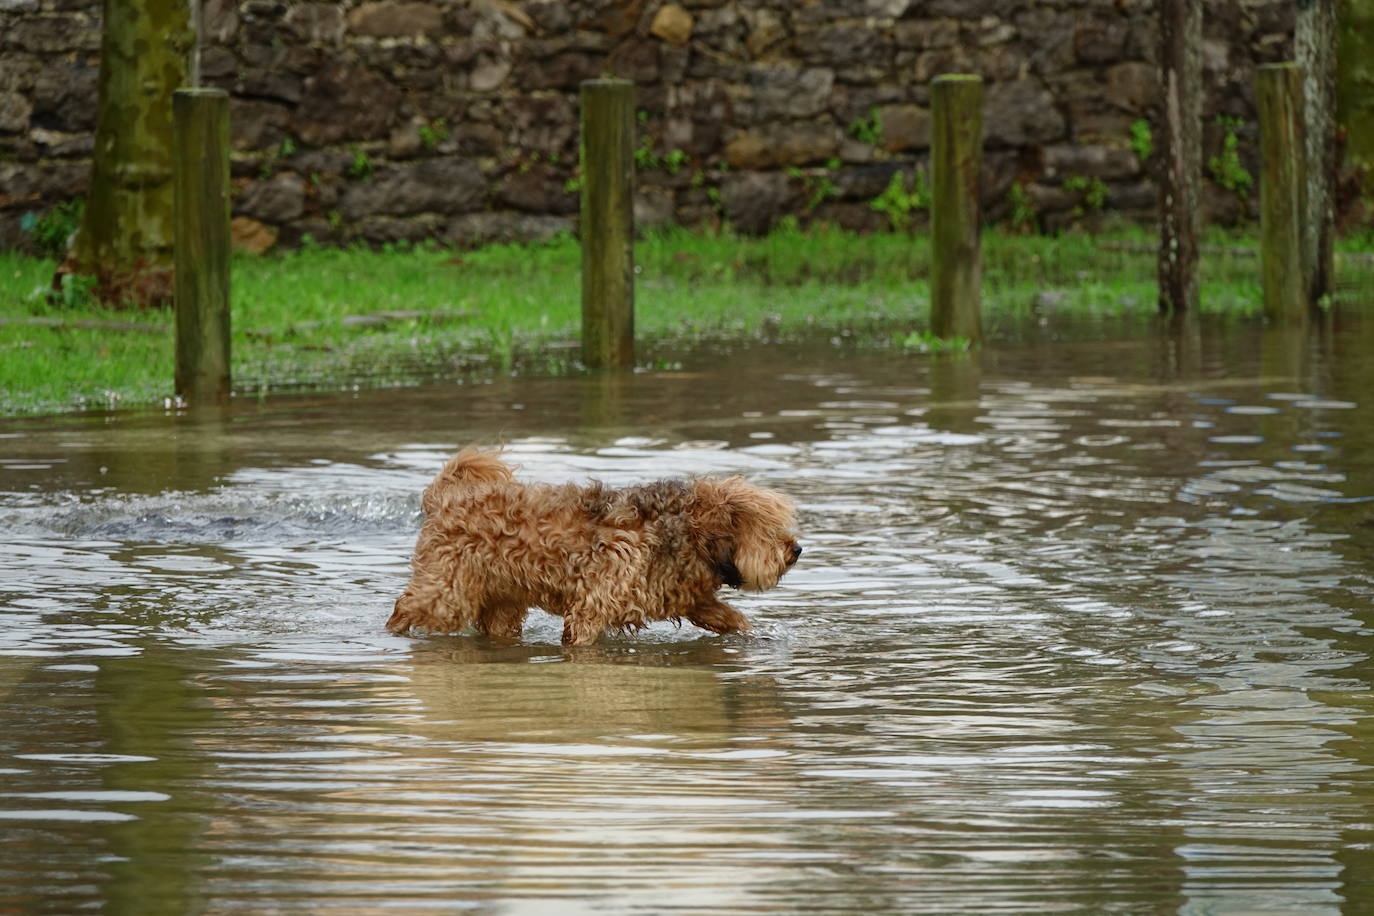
left=173, top=88, right=231, bottom=405
left=929, top=74, right=982, bottom=344
left=579, top=79, right=635, bottom=369
left=1256, top=63, right=1308, bottom=323
left=1156, top=0, right=1202, bottom=314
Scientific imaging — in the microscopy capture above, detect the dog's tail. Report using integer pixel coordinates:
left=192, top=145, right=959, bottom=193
left=421, top=447, right=513, bottom=515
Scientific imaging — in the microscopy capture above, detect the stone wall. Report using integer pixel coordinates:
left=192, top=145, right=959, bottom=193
left=1, top=0, right=1298, bottom=254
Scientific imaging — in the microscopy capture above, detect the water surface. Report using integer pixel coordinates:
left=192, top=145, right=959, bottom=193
left=3, top=315, right=1374, bottom=914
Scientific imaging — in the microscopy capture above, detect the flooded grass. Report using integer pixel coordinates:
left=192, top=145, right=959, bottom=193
left=1, top=227, right=1372, bottom=416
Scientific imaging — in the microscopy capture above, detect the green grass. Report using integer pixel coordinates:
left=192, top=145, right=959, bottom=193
left=2, top=225, right=1371, bottom=417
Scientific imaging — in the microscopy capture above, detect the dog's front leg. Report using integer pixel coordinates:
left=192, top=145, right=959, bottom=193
left=686, top=596, right=750, bottom=635
left=389, top=577, right=452, bottom=634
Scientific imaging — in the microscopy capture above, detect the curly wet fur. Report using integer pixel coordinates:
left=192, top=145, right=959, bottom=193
left=388, top=448, right=801, bottom=646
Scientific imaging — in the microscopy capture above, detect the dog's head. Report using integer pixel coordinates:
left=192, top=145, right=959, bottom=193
left=695, top=477, right=801, bottom=592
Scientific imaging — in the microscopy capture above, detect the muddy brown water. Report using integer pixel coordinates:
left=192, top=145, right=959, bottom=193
left=3, top=314, right=1374, bottom=913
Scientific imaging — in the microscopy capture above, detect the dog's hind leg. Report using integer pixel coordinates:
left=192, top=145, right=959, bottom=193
left=560, top=602, right=608, bottom=646
left=559, top=582, right=630, bottom=646
left=685, top=596, right=750, bottom=635
left=476, top=602, right=527, bottom=640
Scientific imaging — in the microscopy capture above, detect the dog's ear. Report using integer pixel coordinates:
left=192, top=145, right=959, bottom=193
left=711, top=537, right=743, bottom=588
left=697, top=477, right=797, bottom=591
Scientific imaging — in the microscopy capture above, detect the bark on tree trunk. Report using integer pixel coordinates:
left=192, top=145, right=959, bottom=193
left=58, top=0, right=195, bottom=309
left=1156, top=0, right=1202, bottom=314
left=1296, top=0, right=1337, bottom=303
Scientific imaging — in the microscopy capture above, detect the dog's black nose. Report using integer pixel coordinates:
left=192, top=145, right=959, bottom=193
left=787, top=544, right=802, bottom=565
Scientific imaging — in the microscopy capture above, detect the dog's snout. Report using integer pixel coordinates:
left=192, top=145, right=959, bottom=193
left=787, top=543, right=802, bottom=566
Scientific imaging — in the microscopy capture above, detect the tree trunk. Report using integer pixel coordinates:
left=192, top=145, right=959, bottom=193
left=1156, top=0, right=1202, bottom=314
left=58, top=0, right=195, bottom=309
left=1296, top=0, right=1337, bottom=302
left=1337, top=1, right=1374, bottom=216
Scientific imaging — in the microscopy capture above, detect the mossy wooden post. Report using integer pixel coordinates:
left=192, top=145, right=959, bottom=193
left=580, top=79, right=635, bottom=369
left=173, top=88, right=231, bottom=405
left=930, top=74, right=983, bottom=344
left=1256, top=63, right=1308, bottom=323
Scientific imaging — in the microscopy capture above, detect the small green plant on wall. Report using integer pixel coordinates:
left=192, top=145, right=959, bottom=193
left=347, top=146, right=374, bottom=181
left=419, top=118, right=449, bottom=149
left=1207, top=115, right=1253, bottom=199
left=706, top=185, right=723, bottom=215
left=789, top=159, right=841, bottom=212
left=848, top=107, right=883, bottom=147
left=1129, top=119, right=1152, bottom=163
left=635, top=136, right=660, bottom=170
left=1063, top=175, right=1108, bottom=217
left=258, top=137, right=297, bottom=179
left=633, top=110, right=662, bottom=170
left=1006, top=182, right=1037, bottom=233
left=870, top=168, right=930, bottom=232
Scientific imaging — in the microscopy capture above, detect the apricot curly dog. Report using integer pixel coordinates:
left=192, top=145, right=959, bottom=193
left=388, top=448, right=801, bottom=646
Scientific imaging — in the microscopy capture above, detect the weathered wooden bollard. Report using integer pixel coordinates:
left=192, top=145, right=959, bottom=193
left=579, top=79, right=636, bottom=369
left=1255, top=63, right=1308, bottom=323
left=930, top=74, right=983, bottom=344
left=173, top=88, right=232, bottom=404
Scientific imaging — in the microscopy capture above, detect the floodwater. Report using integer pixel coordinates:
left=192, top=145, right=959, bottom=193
left=3, top=313, right=1374, bottom=914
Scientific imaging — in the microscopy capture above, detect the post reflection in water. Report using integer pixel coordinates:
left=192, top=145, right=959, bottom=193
left=2, top=310, right=1374, bottom=913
